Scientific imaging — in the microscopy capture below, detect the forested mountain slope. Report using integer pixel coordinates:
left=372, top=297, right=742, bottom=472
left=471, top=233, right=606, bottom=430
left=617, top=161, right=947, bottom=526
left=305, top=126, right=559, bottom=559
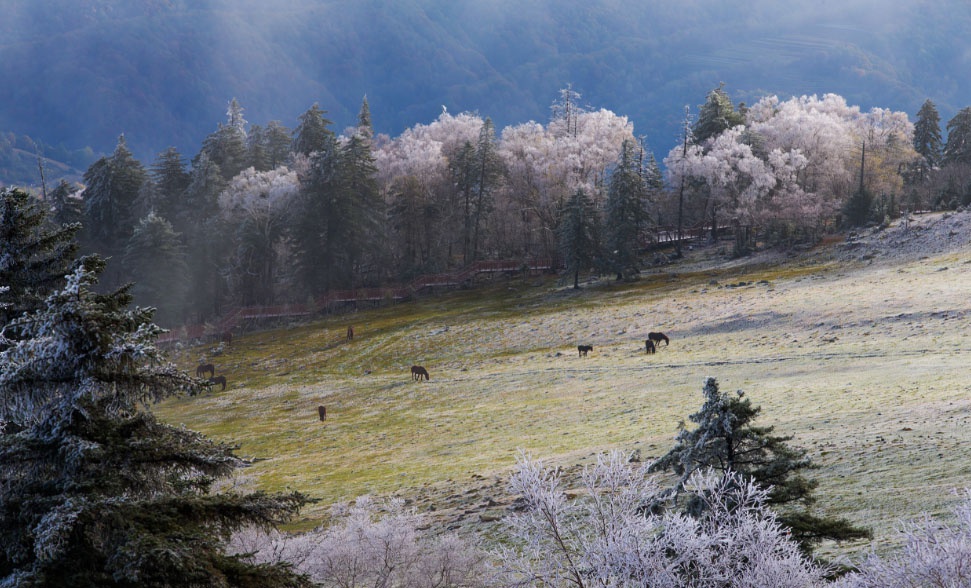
left=1, top=0, right=969, bottom=179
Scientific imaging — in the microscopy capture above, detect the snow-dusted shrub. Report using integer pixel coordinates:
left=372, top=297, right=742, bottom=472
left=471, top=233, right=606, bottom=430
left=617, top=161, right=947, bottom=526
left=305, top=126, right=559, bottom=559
left=834, top=489, right=971, bottom=588
left=231, top=496, right=489, bottom=587
left=493, top=450, right=825, bottom=588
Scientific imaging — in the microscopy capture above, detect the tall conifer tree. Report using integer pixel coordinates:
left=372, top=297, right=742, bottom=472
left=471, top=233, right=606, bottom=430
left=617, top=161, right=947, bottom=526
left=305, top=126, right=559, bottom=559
left=605, top=139, right=648, bottom=280
left=0, top=188, right=80, bottom=329
left=0, top=257, right=311, bottom=587
left=651, top=377, right=871, bottom=556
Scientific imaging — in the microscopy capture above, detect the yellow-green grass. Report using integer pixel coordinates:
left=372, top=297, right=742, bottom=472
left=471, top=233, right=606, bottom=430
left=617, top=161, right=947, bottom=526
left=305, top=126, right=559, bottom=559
left=156, top=237, right=971, bottom=560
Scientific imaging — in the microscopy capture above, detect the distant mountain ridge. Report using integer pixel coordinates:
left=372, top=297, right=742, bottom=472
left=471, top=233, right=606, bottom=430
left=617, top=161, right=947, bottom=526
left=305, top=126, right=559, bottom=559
left=1, top=0, right=968, bottom=184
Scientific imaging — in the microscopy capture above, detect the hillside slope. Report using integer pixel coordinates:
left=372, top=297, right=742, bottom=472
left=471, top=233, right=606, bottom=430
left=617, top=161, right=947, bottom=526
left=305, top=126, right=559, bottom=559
left=2, top=0, right=970, bottom=172
left=157, top=211, right=971, bottom=560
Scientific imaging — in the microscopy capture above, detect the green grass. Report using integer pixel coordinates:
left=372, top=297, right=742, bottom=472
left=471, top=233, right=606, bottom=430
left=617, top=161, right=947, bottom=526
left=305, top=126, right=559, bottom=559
left=156, top=241, right=971, bottom=558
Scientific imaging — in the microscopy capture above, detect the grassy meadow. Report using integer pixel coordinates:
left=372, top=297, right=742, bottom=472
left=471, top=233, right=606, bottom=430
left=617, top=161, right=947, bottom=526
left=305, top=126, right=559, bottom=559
left=156, top=217, right=971, bottom=561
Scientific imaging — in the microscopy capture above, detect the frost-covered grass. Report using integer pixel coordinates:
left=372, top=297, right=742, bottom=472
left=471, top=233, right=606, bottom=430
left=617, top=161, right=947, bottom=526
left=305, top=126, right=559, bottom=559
left=156, top=216, right=971, bottom=560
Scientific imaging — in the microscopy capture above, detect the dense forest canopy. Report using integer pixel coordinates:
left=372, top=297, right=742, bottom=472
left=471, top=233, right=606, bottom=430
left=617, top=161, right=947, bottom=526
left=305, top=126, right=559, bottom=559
left=1, top=0, right=970, bottom=178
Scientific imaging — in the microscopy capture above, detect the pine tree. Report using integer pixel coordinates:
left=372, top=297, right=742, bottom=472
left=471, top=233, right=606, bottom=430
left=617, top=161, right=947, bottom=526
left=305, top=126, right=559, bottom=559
left=470, top=117, right=503, bottom=263
left=82, top=135, right=147, bottom=266
left=0, top=257, right=312, bottom=587
left=149, top=147, right=191, bottom=231
left=48, top=179, right=85, bottom=228
left=693, top=83, right=745, bottom=145
left=943, top=106, right=971, bottom=167
left=197, top=124, right=248, bottom=182
left=339, top=118, right=385, bottom=286
left=123, top=212, right=189, bottom=327
left=913, top=99, right=943, bottom=173
left=180, top=153, right=228, bottom=321
left=0, top=187, right=80, bottom=329
left=293, top=130, right=344, bottom=293
left=605, top=139, right=647, bottom=280
left=650, top=377, right=871, bottom=556
left=558, top=187, right=602, bottom=289
left=263, top=121, right=293, bottom=169
left=292, top=103, right=335, bottom=156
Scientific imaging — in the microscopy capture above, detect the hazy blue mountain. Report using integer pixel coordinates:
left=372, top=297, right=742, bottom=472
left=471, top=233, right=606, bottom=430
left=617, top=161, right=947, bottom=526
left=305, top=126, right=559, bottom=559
left=1, top=0, right=969, bottom=185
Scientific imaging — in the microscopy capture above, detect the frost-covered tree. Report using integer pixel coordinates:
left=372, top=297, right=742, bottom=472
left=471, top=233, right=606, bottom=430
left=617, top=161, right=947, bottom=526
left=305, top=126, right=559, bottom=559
left=651, top=377, right=871, bottom=557
left=123, top=212, right=189, bottom=326
left=558, top=187, right=602, bottom=289
left=226, top=97, right=248, bottom=136
left=220, top=166, right=299, bottom=305
left=0, top=257, right=311, bottom=586
left=231, top=496, right=488, bottom=588
left=495, top=451, right=825, bottom=587
left=605, top=139, right=648, bottom=279
left=834, top=489, right=971, bottom=588
left=0, top=188, right=80, bottom=330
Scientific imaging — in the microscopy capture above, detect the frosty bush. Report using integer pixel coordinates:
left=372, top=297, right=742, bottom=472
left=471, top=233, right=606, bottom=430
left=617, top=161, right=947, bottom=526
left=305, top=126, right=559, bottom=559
left=231, top=496, right=489, bottom=587
left=493, top=450, right=826, bottom=588
left=834, top=489, right=971, bottom=588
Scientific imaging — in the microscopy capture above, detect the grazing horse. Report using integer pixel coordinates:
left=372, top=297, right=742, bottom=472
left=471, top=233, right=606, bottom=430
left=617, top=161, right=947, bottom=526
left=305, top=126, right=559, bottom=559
left=318, top=405, right=327, bottom=421
left=648, top=332, right=670, bottom=347
left=578, top=344, right=593, bottom=357
left=347, top=325, right=354, bottom=341
left=645, top=339, right=656, bottom=354
left=208, top=375, right=227, bottom=391
left=196, top=363, right=215, bottom=378
left=411, top=365, right=430, bottom=381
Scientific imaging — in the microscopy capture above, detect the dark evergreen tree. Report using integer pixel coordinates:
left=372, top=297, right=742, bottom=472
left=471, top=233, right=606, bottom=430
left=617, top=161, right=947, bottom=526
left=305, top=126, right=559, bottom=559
left=197, top=124, right=248, bottom=182
left=149, top=147, right=191, bottom=231
left=293, top=129, right=344, bottom=292
left=943, top=106, right=971, bottom=167
left=0, top=257, right=312, bottom=586
left=292, top=103, right=335, bottom=156
left=469, top=117, right=504, bottom=263
left=246, top=123, right=270, bottom=171
left=913, top=99, right=943, bottom=174
left=82, top=135, right=147, bottom=272
left=558, top=187, right=602, bottom=289
left=605, top=139, right=648, bottom=280
left=180, top=153, right=228, bottom=321
left=263, top=121, right=293, bottom=169
left=388, top=175, right=440, bottom=278
left=693, top=83, right=746, bottom=145
left=0, top=187, right=80, bottom=331
left=338, top=113, right=385, bottom=286
left=48, top=179, right=85, bottom=228
left=449, top=139, right=478, bottom=264
left=122, top=212, right=189, bottom=327
left=651, top=377, right=871, bottom=556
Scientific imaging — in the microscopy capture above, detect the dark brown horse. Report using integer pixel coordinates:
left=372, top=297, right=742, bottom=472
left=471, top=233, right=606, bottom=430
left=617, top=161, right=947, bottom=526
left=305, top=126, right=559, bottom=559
left=411, top=365, right=429, bottom=381
left=208, top=375, right=227, bottom=391
left=196, top=363, right=215, bottom=378
left=648, top=332, right=670, bottom=347
left=645, top=339, right=656, bottom=354
left=578, top=345, right=593, bottom=357
left=347, top=325, right=354, bottom=341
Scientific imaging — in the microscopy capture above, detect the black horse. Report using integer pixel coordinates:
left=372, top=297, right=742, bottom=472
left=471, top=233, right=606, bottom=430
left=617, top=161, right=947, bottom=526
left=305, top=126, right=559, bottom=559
left=647, top=332, right=670, bottom=347
left=578, top=345, right=593, bottom=357
left=208, top=375, right=227, bottom=391
left=196, top=363, right=215, bottom=378
left=411, top=365, right=429, bottom=381
left=645, top=339, right=656, bottom=354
